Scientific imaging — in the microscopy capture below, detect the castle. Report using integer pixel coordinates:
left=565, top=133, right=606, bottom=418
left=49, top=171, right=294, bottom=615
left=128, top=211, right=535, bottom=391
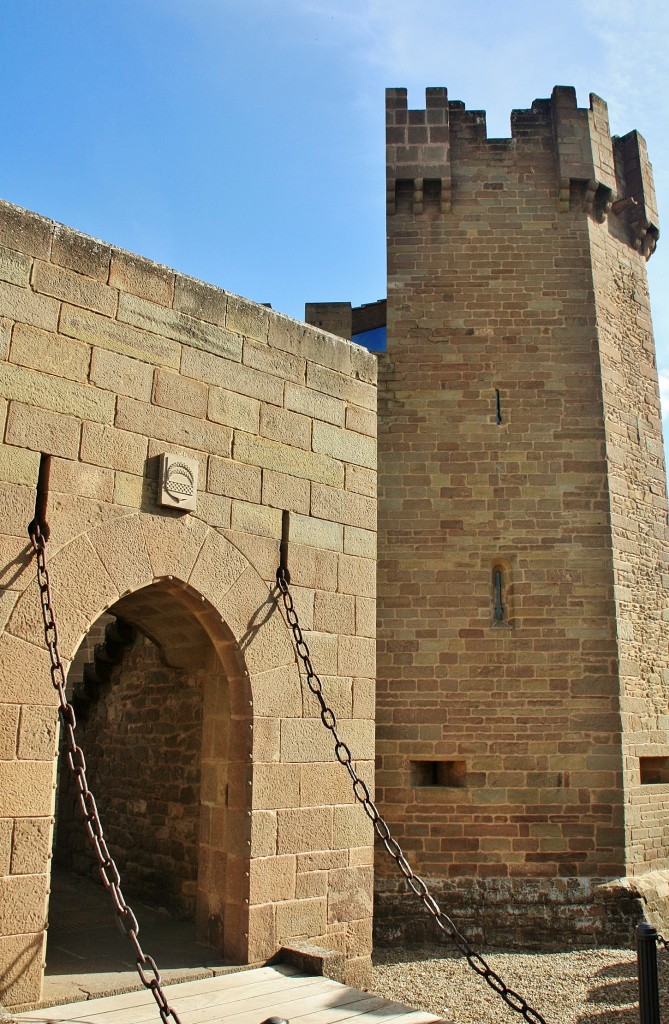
left=0, top=84, right=667, bottom=1010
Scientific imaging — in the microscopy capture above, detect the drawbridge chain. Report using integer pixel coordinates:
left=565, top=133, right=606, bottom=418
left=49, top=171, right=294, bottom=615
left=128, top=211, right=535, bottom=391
left=29, top=523, right=184, bottom=1024
left=276, top=567, right=549, bottom=1024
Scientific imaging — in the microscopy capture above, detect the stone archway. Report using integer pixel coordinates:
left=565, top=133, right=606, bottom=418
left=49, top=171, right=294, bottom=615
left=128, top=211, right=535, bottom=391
left=2, top=510, right=297, bottom=995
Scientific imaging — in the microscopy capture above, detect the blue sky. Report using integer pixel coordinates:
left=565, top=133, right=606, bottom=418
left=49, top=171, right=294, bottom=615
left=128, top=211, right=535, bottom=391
left=2, top=0, right=668, bottom=412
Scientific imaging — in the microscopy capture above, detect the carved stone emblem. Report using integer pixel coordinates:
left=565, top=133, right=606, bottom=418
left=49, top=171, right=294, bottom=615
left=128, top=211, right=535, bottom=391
left=158, top=453, right=198, bottom=511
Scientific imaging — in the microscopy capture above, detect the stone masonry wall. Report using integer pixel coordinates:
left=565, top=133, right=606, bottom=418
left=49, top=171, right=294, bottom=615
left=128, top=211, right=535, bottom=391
left=0, top=199, right=377, bottom=1008
left=375, top=86, right=666, bottom=945
left=588, top=212, right=669, bottom=875
left=56, top=629, right=203, bottom=918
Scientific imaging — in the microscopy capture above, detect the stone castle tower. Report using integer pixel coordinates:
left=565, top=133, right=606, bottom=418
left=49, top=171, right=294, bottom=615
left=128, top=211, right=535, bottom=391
left=310, top=85, right=668, bottom=943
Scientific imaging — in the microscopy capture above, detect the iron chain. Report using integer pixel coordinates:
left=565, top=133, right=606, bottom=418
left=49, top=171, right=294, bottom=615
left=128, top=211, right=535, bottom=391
left=657, top=933, right=669, bottom=954
left=277, top=568, right=549, bottom=1024
left=29, top=523, right=183, bottom=1024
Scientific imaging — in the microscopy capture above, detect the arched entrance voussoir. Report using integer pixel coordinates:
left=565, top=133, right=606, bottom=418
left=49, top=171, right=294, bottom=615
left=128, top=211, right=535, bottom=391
left=7, top=511, right=294, bottom=686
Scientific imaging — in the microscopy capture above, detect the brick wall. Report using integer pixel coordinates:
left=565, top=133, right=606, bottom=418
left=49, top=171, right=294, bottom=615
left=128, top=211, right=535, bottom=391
left=375, top=86, right=666, bottom=945
left=0, top=200, right=377, bottom=1008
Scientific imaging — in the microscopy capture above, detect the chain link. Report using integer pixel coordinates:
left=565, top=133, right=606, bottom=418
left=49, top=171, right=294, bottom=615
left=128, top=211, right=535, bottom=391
left=657, top=933, right=669, bottom=954
left=276, top=568, right=549, bottom=1024
left=29, top=523, right=183, bottom=1024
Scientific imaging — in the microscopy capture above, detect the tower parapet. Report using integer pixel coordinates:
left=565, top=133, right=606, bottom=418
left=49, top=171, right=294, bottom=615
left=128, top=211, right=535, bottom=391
left=386, top=86, right=659, bottom=258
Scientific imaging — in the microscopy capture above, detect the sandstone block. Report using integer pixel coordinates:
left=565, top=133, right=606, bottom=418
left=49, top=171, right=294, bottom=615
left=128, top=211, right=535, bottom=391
left=0, top=443, right=40, bottom=486
left=345, top=464, right=376, bottom=497
left=250, top=810, right=277, bottom=858
left=0, top=873, right=48, bottom=936
left=0, top=590, right=19, bottom=631
left=246, top=903, right=276, bottom=962
left=281, top=720, right=335, bottom=764
left=307, top=362, right=376, bottom=411
left=345, top=404, right=377, bottom=437
left=261, top=404, right=311, bottom=450
left=352, top=678, right=375, bottom=720
left=338, top=554, right=376, bottom=598
left=234, top=432, right=343, bottom=487
left=0, top=479, right=38, bottom=536
left=312, top=421, right=376, bottom=470
left=226, top=295, right=270, bottom=342
left=17, top=706, right=58, bottom=760
left=11, top=817, right=53, bottom=875
left=300, top=762, right=354, bottom=807
left=0, top=818, right=11, bottom=874
left=153, top=367, right=208, bottom=418
left=116, top=396, right=232, bottom=457
left=208, top=456, right=261, bottom=503
left=0, top=362, right=114, bottom=424
left=284, top=383, right=345, bottom=426
left=277, top=807, right=333, bottom=855
left=60, top=305, right=181, bottom=368
left=0, top=317, right=9, bottom=360
left=216, top=568, right=294, bottom=674
left=0, top=703, right=19, bottom=759
left=81, top=422, right=148, bottom=475
left=249, top=854, right=296, bottom=903
left=275, top=896, right=327, bottom=942
left=295, top=870, right=329, bottom=898
left=290, top=513, right=343, bottom=552
left=338, top=636, right=375, bottom=678
left=244, top=340, right=304, bottom=387
left=52, top=224, right=111, bottom=280
left=31, top=259, right=116, bottom=316
left=312, top=483, right=376, bottom=530
left=182, top=347, right=282, bottom=404
left=195, top=490, right=232, bottom=530
left=0, top=931, right=45, bottom=1008
left=49, top=457, right=115, bottom=502
left=0, top=244, right=31, bottom=287
left=299, top=631, right=339, bottom=676
left=0, top=759, right=55, bottom=816
left=119, top=292, right=243, bottom=361
left=89, top=513, right=153, bottom=593
left=231, top=499, right=281, bottom=540
left=262, top=469, right=310, bottom=514
left=297, top=850, right=347, bottom=872
left=314, top=591, right=356, bottom=636
left=140, top=511, right=208, bottom=581
left=174, top=275, right=227, bottom=325
left=252, top=764, right=300, bottom=811
left=208, top=387, right=260, bottom=433
left=250, top=663, right=303, bottom=718
left=109, top=250, right=174, bottom=306
left=252, top=718, right=281, bottom=764
left=112, top=471, right=148, bottom=509
left=0, top=634, right=57, bottom=706
left=333, top=804, right=373, bottom=850
left=10, top=323, right=90, bottom=383
left=343, top=526, right=376, bottom=558
left=89, top=347, right=154, bottom=401
left=301, top=676, right=353, bottom=720
left=278, top=542, right=338, bottom=592
left=355, top=597, right=375, bottom=638
left=188, top=529, right=249, bottom=610
left=327, top=866, right=373, bottom=924
left=0, top=280, right=59, bottom=332
left=0, top=200, right=52, bottom=258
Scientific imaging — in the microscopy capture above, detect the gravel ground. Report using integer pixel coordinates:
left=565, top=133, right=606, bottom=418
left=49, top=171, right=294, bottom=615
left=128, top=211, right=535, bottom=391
left=371, top=944, right=669, bottom=1024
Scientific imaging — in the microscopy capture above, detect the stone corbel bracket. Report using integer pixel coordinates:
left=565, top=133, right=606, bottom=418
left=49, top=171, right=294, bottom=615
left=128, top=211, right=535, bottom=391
left=551, top=87, right=617, bottom=219
left=614, top=130, right=660, bottom=260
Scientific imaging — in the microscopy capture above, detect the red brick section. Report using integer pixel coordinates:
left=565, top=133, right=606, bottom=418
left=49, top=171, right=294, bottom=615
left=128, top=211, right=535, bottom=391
left=376, top=86, right=665, bottom=944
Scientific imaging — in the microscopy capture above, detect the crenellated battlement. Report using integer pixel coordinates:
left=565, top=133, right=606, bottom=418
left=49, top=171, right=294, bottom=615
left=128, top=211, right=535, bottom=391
left=386, top=85, right=659, bottom=256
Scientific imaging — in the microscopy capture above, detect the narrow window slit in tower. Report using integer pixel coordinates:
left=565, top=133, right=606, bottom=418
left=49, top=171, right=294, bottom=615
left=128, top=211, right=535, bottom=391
left=493, top=568, right=504, bottom=622
left=495, top=389, right=502, bottom=425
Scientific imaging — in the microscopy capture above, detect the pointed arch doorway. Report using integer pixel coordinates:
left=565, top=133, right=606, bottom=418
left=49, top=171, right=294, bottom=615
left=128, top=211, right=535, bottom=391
left=48, top=576, right=253, bottom=984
